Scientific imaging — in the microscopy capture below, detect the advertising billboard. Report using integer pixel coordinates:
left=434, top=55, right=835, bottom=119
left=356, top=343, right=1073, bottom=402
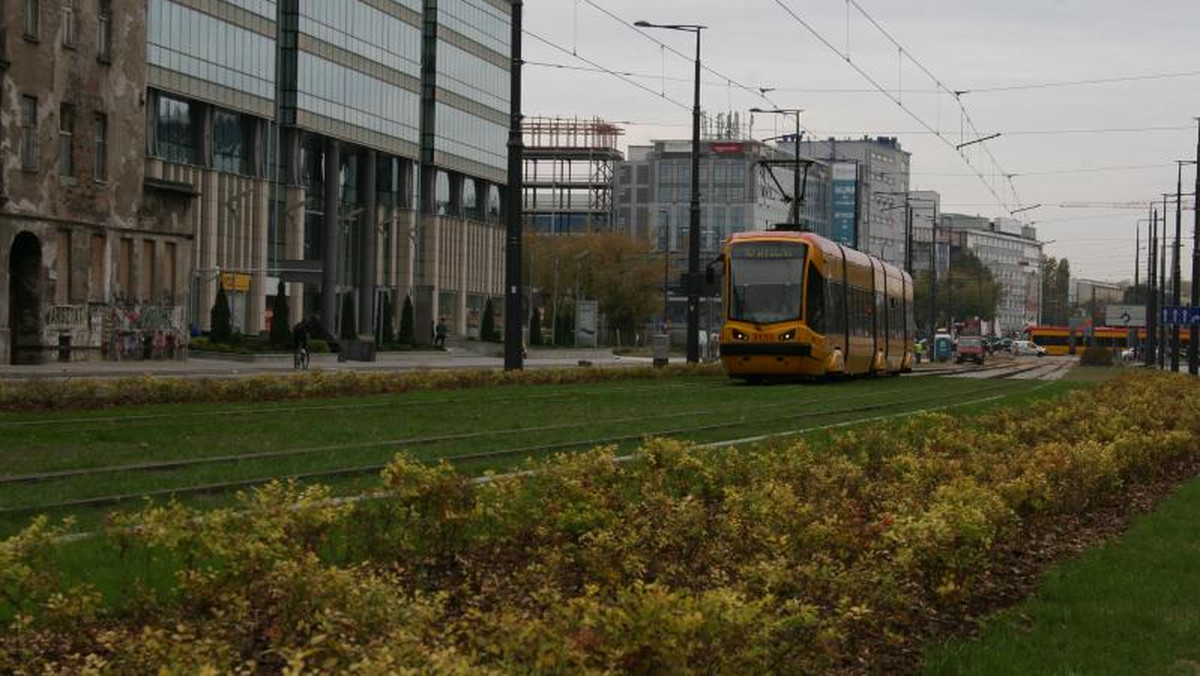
left=831, top=162, right=858, bottom=246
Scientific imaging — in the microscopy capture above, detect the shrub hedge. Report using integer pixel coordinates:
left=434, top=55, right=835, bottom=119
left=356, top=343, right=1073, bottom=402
left=0, top=364, right=722, bottom=412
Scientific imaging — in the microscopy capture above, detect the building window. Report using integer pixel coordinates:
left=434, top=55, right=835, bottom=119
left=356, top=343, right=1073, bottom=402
left=93, top=113, right=108, bottom=182
left=20, top=96, right=38, bottom=170
left=97, top=0, right=112, bottom=62
left=213, top=109, right=252, bottom=174
left=156, top=95, right=196, bottom=164
left=59, top=104, right=74, bottom=177
left=61, top=0, right=76, bottom=47
left=23, top=0, right=40, bottom=39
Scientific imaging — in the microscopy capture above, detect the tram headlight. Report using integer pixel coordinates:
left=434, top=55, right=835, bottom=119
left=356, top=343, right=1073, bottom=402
left=779, top=329, right=796, bottom=341
left=732, top=329, right=748, bottom=341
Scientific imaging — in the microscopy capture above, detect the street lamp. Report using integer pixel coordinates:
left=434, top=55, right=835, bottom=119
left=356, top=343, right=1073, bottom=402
left=750, top=107, right=803, bottom=227
left=635, top=19, right=706, bottom=364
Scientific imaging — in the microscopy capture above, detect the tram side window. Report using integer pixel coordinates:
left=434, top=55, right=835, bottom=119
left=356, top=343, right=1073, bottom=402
left=805, top=265, right=825, bottom=333
left=875, top=291, right=886, bottom=336
left=826, top=279, right=845, bottom=335
left=849, top=286, right=871, bottom=337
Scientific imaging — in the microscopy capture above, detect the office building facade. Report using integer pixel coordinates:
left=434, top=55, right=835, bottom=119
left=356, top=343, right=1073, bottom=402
left=798, top=136, right=911, bottom=268
left=146, top=0, right=513, bottom=342
left=615, top=138, right=832, bottom=255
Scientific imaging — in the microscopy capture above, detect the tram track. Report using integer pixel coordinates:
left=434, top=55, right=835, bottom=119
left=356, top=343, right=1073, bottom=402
left=0, top=375, right=1054, bottom=516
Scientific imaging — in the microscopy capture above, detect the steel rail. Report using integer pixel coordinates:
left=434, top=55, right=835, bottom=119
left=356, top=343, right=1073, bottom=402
left=0, top=374, right=1053, bottom=515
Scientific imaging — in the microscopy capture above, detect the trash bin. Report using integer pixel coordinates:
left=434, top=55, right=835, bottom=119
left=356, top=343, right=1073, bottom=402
left=652, top=333, right=670, bottom=368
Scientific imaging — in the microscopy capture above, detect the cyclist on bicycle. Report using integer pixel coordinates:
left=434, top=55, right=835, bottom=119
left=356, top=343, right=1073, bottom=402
left=293, top=318, right=311, bottom=368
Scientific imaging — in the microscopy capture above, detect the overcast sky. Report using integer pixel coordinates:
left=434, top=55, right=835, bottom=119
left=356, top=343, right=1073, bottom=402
left=522, top=0, right=1200, bottom=284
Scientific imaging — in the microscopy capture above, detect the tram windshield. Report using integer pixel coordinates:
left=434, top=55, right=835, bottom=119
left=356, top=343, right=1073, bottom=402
left=728, top=241, right=807, bottom=324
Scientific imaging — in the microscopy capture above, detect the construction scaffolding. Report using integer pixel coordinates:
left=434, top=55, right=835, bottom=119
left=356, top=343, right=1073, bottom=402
left=523, top=117, right=624, bottom=234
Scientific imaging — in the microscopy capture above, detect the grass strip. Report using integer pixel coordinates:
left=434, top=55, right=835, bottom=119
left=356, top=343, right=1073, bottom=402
left=924, top=473, right=1200, bottom=675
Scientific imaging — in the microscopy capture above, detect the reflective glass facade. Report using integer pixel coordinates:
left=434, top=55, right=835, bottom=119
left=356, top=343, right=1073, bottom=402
left=435, top=106, right=506, bottom=174
left=147, top=0, right=276, bottom=101
left=297, top=52, right=421, bottom=145
left=440, top=0, right=509, bottom=54
left=435, top=0, right=510, bottom=176
left=298, top=0, right=422, bottom=78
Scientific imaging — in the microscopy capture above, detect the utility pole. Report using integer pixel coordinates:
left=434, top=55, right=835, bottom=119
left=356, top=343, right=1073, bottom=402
left=1173, top=168, right=1183, bottom=373
left=1161, top=195, right=1169, bottom=368
left=930, top=208, right=938, bottom=335
left=1191, top=118, right=1200, bottom=375
left=1147, top=208, right=1157, bottom=366
left=503, top=0, right=524, bottom=370
left=905, top=201, right=913, bottom=274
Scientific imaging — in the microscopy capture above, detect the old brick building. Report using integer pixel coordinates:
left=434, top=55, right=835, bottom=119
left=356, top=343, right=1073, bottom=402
left=1, top=0, right=190, bottom=364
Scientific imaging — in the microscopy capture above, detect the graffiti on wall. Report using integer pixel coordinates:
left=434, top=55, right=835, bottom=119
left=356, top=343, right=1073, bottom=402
left=105, top=297, right=188, bottom=360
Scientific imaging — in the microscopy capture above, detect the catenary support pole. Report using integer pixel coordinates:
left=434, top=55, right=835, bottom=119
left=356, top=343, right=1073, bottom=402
left=503, top=1, right=525, bottom=370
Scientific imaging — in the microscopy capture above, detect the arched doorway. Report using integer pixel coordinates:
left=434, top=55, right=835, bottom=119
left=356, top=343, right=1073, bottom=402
left=8, top=232, right=44, bottom=365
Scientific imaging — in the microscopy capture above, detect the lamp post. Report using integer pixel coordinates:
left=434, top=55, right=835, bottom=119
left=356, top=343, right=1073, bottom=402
left=659, top=208, right=670, bottom=331
left=750, top=107, right=803, bottom=226
left=635, top=20, right=706, bottom=364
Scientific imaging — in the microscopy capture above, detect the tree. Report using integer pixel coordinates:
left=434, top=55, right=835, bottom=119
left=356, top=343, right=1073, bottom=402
left=481, top=298, right=498, bottom=342
left=555, top=302, right=574, bottom=345
left=1040, top=257, right=1072, bottom=326
left=381, top=294, right=396, bottom=345
left=912, top=249, right=999, bottom=333
left=399, top=295, right=416, bottom=346
left=269, top=280, right=291, bottom=349
left=210, top=286, right=232, bottom=344
left=523, top=232, right=661, bottom=342
left=528, top=305, right=543, bottom=346
left=340, top=294, right=356, bottom=340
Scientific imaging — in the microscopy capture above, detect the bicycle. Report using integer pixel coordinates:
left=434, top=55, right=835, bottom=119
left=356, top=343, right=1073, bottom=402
left=293, top=344, right=310, bottom=370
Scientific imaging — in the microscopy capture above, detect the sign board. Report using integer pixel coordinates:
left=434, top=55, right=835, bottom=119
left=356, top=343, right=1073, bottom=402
left=220, top=272, right=252, bottom=293
left=1161, top=306, right=1200, bottom=325
left=709, top=142, right=745, bottom=155
left=831, top=162, right=858, bottom=247
left=575, top=300, right=598, bottom=347
left=1104, top=304, right=1146, bottom=328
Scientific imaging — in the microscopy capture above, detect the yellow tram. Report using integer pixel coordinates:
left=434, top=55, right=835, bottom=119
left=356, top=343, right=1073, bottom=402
left=718, top=230, right=914, bottom=380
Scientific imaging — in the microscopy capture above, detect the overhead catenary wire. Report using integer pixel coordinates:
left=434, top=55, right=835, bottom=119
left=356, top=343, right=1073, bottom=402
left=578, top=0, right=786, bottom=112
left=524, top=29, right=692, bottom=113
left=844, top=0, right=1023, bottom=211
left=770, top=0, right=1015, bottom=213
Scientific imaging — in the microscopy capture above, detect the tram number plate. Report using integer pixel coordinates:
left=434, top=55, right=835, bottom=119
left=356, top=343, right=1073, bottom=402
left=752, top=333, right=771, bottom=341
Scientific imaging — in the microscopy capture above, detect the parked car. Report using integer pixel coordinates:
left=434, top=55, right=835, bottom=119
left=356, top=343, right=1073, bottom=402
left=986, top=336, right=1013, bottom=354
left=955, top=335, right=987, bottom=365
left=1011, top=340, right=1046, bottom=357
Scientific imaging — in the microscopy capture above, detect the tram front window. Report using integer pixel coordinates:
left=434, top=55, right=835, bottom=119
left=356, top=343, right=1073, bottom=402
left=729, top=242, right=806, bottom=324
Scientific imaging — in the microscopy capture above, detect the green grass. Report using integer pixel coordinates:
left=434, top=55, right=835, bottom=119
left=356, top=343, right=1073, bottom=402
left=924, top=476, right=1200, bottom=676
left=0, top=373, right=1086, bottom=538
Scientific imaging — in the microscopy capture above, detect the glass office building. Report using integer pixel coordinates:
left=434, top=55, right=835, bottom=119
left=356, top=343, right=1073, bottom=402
left=144, top=0, right=512, bottom=341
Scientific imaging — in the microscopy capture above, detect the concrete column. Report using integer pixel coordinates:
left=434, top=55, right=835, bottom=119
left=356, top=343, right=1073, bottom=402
left=321, top=138, right=340, bottom=328
left=358, top=148, right=377, bottom=336
left=250, top=179, right=269, bottom=332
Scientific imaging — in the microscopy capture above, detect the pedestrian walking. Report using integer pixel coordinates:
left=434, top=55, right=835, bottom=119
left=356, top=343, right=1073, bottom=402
left=434, top=317, right=448, bottom=348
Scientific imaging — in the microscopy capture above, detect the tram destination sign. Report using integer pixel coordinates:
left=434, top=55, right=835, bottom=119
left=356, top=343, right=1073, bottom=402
left=731, top=242, right=805, bottom=259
